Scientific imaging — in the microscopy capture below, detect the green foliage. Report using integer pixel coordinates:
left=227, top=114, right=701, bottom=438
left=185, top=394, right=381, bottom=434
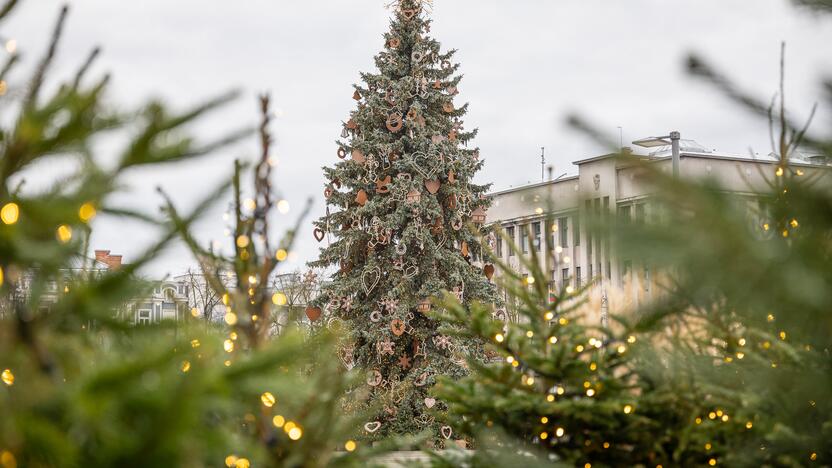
left=0, top=3, right=382, bottom=467
left=309, top=0, right=498, bottom=440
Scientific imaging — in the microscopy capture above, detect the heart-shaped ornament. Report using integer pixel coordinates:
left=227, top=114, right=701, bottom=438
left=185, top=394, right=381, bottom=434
left=313, top=228, right=325, bottom=242
left=355, top=189, right=368, bottom=206
left=352, top=149, right=366, bottom=164
left=411, top=151, right=442, bottom=180
left=305, top=306, right=322, bottom=322
left=424, top=397, right=436, bottom=408
left=441, top=426, right=453, bottom=440
left=362, top=267, right=381, bottom=294
left=364, top=421, right=382, bottom=433
left=483, top=264, right=495, bottom=280
left=425, top=179, right=441, bottom=194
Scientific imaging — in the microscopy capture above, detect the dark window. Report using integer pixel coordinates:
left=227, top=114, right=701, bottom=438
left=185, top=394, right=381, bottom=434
left=547, top=220, right=555, bottom=250
left=588, top=264, right=593, bottom=279
left=506, top=226, right=515, bottom=257
left=635, top=203, right=645, bottom=224
left=573, top=213, right=581, bottom=246
left=521, top=225, right=529, bottom=254
left=619, top=205, right=632, bottom=224
left=558, top=217, right=568, bottom=248
left=606, top=261, right=611, bottom=280
left=496, top=237, right=503, bottom=258
left=562, top=268, right=570, bottom=288
left=532, top=222, right=541, bottom=251
left=575, top=267, right=582, bottom=287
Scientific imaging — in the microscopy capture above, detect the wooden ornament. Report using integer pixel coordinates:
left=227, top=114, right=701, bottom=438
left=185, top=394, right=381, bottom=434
left=391, top=319, right=405, bottom=336
left=352, top=149, right=366, bottom=164
left=388, top=37, right=401, bottom=49
left=305, top=306, right=322, bottom=322
left=337, top=147, right=347, bottom=159
left=471, top=206, right=487, bottom=224
left=461, top=241, right=469, bottom=257
left=433, top=80, right=443, bottom=90
left=332, top=178, right=342, bottom=189
left=431, top=134, right=445, bottom=144
left=442, top=102, right=455, bottom=113
left=448, top=170, right=456, bottom=184
left=447, top=85, right=459, bottom=95
left=449, top=129, right=458, bottom=142
left=355, top=189, right=368, bottom=206
left=425, top=179, right=441, bottom=194
left=441, top=426, right=453, bottom=440
left=406, top=107, right=418, bottom=121
left=367, top=370, right=382, bottom=386
left=414, top=372, right=429, bottom=386
left=313, top=228, right=325, bottom=242
left=375, top=175, right=392, bottom=194
left=386, top=113, right=404, bottom=133
left=484, top=263, right=495, bottom=280
left=417, top=299, right=431, bottom=313
left=401, top=8, right=418, bottom=20
left=346, top=119, right=357, bottom=130
left=353, top=89, right=361, bottom=100
left=406, top=189, right=422, bottom=204
left=324, top=186, right=334, bottom=199
left=398, top=354, right=412, bottom=369
left=446, top=193, right=457, bottom=209
left=362, top=267, right=381, bottom=294
left=364, top=421, right=382, bottom=433
left=441, top=60, right=452, bottom=70
left=385, top=89, right=396, bottom=105
left=424, top=397, right=436, bottom=409
left=340, top=259, right=352, bottom=274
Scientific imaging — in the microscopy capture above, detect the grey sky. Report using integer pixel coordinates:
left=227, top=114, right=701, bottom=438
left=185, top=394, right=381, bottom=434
left=5, top=0, right=832, bottom=277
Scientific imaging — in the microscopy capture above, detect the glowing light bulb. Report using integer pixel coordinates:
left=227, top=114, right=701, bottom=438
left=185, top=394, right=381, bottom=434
left=56, top=224, right=72, bottom=243
left=623, top=404, right=633, bottom=414
left=273, top=415, right=285, bottom=427
left=277, top=199, right=290, bottom=214
left=344, top=440, right=357, bottom=452
left=276, top=249, right=288, bottom=261
left=223, top=340, right=234, bottom=353
left=79, top=202, right=97, bottom=222
left=261, top=392, right=276, bottom=407
left=1, top=368, right=14, bottom=386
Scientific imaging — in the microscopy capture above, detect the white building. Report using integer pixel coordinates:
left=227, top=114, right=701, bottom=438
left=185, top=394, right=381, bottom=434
left=487, top=141, right=830, bottom=319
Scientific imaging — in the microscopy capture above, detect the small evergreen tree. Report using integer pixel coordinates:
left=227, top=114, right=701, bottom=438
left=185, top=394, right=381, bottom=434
left=309, top=0, right=498, bottom=440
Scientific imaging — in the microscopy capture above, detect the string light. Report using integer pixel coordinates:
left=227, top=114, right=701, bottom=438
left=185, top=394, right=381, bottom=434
left=1, top=202, right=19, bottom=224
left=56, top=224, right=72, bottom=243
left=190, top=339, right=200, bottom=348
left=810, top=452, right=817, bottom=461
left=708, top=458, right=717, bottom=466
left=0, top=451, right=16, bottom=468
left=288, top=425, right=303, bottom=440
left=273, top=415, right=285, bottom=427
left=180, top=361, right=191, bottom=373
left=243, top=198, right=256, bottom=211
left=589, top=362, right=597, bottom=371
left=548, top=336, right=558, bottom=344
left=276, top=249, right=288, bottom=261
left=272, top=292, right=287, bottom=306
left=236, top=235, right=250, bottom=248
left=526, top=276, right=535, bottom=285
left=190, top=307, right=200, bottom=318
left=708, top=412, right=716, bottom=420
left=261, top=392, right=276, bottom=408
left=223, top=340, right=234, bottom=353
left=545, top=312, right=554, bottom=320
left=558, top=317, right=568, bottom=325
left=224, top=312, right=238, bottom=325
left=738, top=338, right=746, bottom=346
left=623, top=404, right=633, bottom=414
left=627, top=335, right=637, bottom=344
left=505, top=356, right=514, bottom=364
left=556, top=386, right=565, bottom=395
left=779, top=331, right=786, bottom=340
left=695, top=417, right=702, bottom=424
left=344, top=440, right=357, bottom=452
left=539, top=431, right=548, bottom=440
left=767, top=314, right=775, bottom=322
left=0, top=266, right=4, bottom=286
left=555, top=427, right=565, bottom=437
left=603, top=442, right=610, bottom=449
left=546, top=394, right=555, bottom=402
left=224, top=360, right=231, bottom=367
left=617, top=345, right=627, bottom=354
left=790, top=219, right=799, bottom=228
left=1, top=368, right=13, bottom=386
left=230, top=331, right=238, bottom=341
left=494, top=333, right=504, bottom=343
left=575, top=345, right=584, bottom=352
left=224, top=455, right=237, bottom=467
left=79, top=202, right=97, bottom=222
left=705, top=443, right=712, bottom=450
left=775, top=167, right=784, bottom=177
left=526, top=330, right=534, bottom=338
left=540, top=416, right=549, bottom=424
left=277, top=200, right=290, bottom=214
left=745, top=421, right=753, bottom=429
left=235, top=458, right=250, bottom=468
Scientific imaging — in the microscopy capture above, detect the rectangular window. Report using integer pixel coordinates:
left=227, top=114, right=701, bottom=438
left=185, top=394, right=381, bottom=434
left=619, top=205, right=632, bottom=224
left=585, top=200, right=593, bottom=255
left=532, top=222, right=541, bottom=251
left=496, top=237, right=503, bottom=258
left=521, top=225, right=529, bottom=254
left=606, top=261, right=611, bottom=280
left=562, top=268, right=570, bottom=288
left=588, top=264, right=593, bottom=279
left=573, top=213, right=580, bottom=246
left=547, top=220, right=555, bottom=250
left=506, top=226, right=515, bottom=257
left=575, top=267, right=582, bottom=288
left=635, top=203, right=645, bottom=224
left=558, top=217, right=568, bottom=248
left=138, top=309, right=151, bottom=325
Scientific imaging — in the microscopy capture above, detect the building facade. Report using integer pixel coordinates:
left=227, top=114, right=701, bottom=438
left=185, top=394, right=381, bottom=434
left=487, top=143, right=830, bottom=320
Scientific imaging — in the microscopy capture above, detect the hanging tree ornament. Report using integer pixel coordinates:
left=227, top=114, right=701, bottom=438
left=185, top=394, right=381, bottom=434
left=388, top=37, right=401, bottom=49
left=362, top=266, right=381, bottom=294
left=355, top=189, right=368, bottom=206
left=337, top=147, right=347, bottom=159
left=352, top=148, right=367, bottom=164
left=442, top=102, right=455, bottom=113
left=353, top=89, right=362, bottom=100
left=375, top=175, right=392, bottom=194
left=424, top=179, right=441, bottom=195
left=377, top=338, right=395, bottom=356
left=391, top=319, right=406, bottom=336
left=398, top=354, right=412, bottom=369
left=386, top=112, right=404, bottom=133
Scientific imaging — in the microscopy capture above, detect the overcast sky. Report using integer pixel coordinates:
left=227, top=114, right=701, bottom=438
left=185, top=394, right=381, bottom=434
left=5, top=0, right=832, bottom=277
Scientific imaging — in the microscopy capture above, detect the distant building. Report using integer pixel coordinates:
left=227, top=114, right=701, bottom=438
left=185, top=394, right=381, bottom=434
left=487, top=142, right=831, bottom=320
left=8, top=250, right=189, bottom=325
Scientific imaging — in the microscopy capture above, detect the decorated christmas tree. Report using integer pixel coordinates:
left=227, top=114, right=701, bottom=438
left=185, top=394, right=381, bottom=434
left=309, top=0, right=498, bottom=440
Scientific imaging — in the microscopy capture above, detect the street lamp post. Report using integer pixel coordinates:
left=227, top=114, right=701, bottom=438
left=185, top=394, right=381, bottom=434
left=632, top=131, right=681, bottom=178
